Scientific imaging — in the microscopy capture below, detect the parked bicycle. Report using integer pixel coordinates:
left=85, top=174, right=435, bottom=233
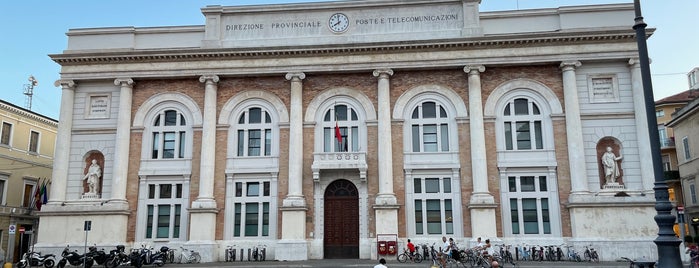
left=583, top=245, right=599, bottom=262
left=397, top=247, right=423, bottom=263
left=224, top=245, right=237, bottom=262
left=177, top=247, right=200, bottom=264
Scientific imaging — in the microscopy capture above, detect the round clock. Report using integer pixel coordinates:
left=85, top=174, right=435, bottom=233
left=328, top=13, right=349, bottom=33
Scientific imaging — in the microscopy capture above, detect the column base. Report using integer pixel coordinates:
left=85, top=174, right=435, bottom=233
left=275, top=240, right=309, bottom=261
left=469, top=193, right=497, bottom=239
left=375, top=193, right=397, bottom=206
left=282, top=195, right=307, bottom=208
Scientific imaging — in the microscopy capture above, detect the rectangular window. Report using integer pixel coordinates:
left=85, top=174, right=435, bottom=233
left=656, top=109, right=665, bottom=117
left=233, top=179, right=273, bottom=237
left=440, top=124, right=449, bottom=151
left=248, top=130, right=261, bottom=156
left=351, top=126, right=359, bottom=152
left=510, top=199, right=519, bottom=234
left=504, top=122, right=513, bottom=150
left=22, top=183, right=35, bottom=208
left=691, top=184, right=697, bottom=205
left=411, top=176, right=456, bottom=236
left=504, top=174, right=555, bottom=236
left=179, top=132, right=185, bottom=158
left=415, top=200, right=423, bottom=234
left=143, top=183, right=186, bottom=240
left=234, top=203, right=241, bottom=237
left=662, top=155, right=671, bottom=171
left=516, top=122, right=531, bottom=150
left=162, top=132, right=175, bottom=158
left=238, top=130, right=245, bottom=156
left=324, top=128, right=331, bottom=152
left=0, top=122, right=11, bottom=146
left=152, top=133, right=159, bottom=158
left=29, top=131, right=39, bottom=153
left=245, top=203, right=259, bottom=236
left=412, top=125, right=420, bottom=152
left=683, top=136, right=691, bottom=161
left=522, top=198, right=538, bottom=234
left=0, top=179, right=6, bottom=205
left=423, top=125, right=438, bottom=152
left=426, top=200, right=442, bottom=234
left=534, top=121, right=543, bottom=149
left=264, top=129, right=272, bottom=156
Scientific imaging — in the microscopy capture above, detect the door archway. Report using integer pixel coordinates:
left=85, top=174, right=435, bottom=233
left=323, top=179, right=359, bottom=258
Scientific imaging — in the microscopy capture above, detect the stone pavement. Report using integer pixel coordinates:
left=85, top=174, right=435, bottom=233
left=168, top=259, right=644, bottom=268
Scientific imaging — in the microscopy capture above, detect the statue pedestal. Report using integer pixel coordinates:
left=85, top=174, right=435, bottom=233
left=603, top=182, right=625, bottom=190
left=81, top=193, right=100, bottom=199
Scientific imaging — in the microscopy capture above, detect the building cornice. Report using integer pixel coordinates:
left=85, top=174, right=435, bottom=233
left=50, top=29, right=641, bottom=66
left=0, top=100, right=58, bottom=127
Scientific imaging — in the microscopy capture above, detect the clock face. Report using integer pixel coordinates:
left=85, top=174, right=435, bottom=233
left=328, top=13, right=349, bottom=33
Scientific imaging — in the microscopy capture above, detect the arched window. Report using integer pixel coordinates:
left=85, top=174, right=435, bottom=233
left=151, top=109, right=187, bottom=159
left=322, top=104, right=360, bottom=152
left=410, top=101, right=450, bottom=152
left=502, top=98, right=544, bottom=151
left=236, top=107, right=273, bottom=157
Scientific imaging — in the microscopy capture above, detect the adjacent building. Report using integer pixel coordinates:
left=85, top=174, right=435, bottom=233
left=669, top=68, right=699, bottom=236
left=37, top=0, right=662, bottom=261
left=0, top=99, right=57, bottom=262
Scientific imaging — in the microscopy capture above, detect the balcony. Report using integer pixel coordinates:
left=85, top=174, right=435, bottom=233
left=311, top=152, right=367, bottom=182
left=660, top=137, right=675, bottom=148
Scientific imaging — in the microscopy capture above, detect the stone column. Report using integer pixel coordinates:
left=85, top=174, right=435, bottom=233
left=464, top=65, right=497, bottom=239
left=373, top=69, right=399, bottom=236
left=48, top=80, right=76, bottom=204
left=189, top=75, right=219, bottom=243
left=277, top=72, right=308, bottom=261
left=629, top=58, right=655, bottom=192
left=111, top=78, right=134, bottom=203
left=284, top=72, right=306, bottom=206
left=560, top=61, right=590, bottom=195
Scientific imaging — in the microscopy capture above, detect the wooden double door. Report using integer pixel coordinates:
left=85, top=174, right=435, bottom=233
left=323, top=179, right=359, bottom=259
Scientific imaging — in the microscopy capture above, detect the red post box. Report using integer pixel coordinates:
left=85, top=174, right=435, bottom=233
left=378, top=241, right=388, bottom=255
left=387, top=241, right=397, bottom=255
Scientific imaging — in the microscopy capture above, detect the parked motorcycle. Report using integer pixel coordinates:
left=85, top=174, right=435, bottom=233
left=57, top=245, right=93, bottom=268
left=17, top=251, right=56, bottom=268
left=106, top=245, right=130, bottom=268
left=85, top=246, right=109, bottom=267
left=134, top=246, right=166, bottom=267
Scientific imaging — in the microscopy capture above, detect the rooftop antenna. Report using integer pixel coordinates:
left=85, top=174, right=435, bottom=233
left=23, top=75, right=38, bottom=110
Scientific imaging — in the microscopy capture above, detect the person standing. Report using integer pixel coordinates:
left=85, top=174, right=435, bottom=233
left=374, top=258, right=387, bottom=268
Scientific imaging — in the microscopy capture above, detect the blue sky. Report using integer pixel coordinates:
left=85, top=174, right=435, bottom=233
left=1, top=0, right=696, bottom=120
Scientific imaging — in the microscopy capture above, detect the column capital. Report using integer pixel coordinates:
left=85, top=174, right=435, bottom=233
left=629, top=57, right=652, bottom=66
left=373, top=69, right=394, bottom=78
left=53, top=79, right=76, bottom=89
left=463, top=65, right=485, bottom=74
left=199, top=74, right=220, bottom=84
left=285, top=72, right=306, bottom=81
left=560, top=61, right=582, bottom=71
left=114, top=78, right=134, bottom=87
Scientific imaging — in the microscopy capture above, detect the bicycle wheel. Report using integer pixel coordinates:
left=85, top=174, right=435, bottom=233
left=192, top=253, right=201, bottom=263
left=584, top=251, right=591, bottom=262
left=397, top=253, right=408, bottom=263
left=414, top=253, right=423, bottom=263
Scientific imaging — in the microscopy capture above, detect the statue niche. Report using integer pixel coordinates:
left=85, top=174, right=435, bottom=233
left=596, top=138, right=624, bottom=189
left=82, top=152, right=104, bottom=199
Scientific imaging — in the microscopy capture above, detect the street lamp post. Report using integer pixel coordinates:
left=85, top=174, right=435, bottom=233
left=632, top=0, right=682, bottom=266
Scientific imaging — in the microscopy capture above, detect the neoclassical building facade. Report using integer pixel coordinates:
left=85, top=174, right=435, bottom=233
left=38, top=0, right=660, bottom=261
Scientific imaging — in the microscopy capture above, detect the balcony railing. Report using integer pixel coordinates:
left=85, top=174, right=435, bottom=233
left=311, top=151, right=367, bottom=182
left=660, top=137, right=675, bottom=148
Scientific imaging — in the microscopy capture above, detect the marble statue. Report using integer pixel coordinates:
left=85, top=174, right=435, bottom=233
left=83, top=159, right=102, bottom=194
left=601, top=146, right=623, bottom=184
